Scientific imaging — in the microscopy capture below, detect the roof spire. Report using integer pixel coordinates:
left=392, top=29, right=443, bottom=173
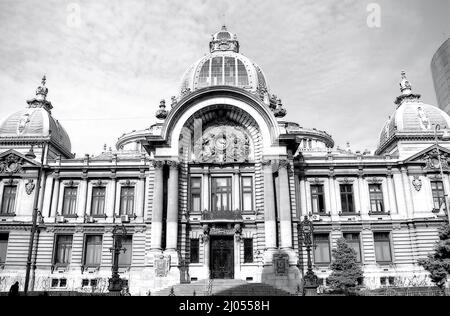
left=27, top=75, right=53, bottom=112
left=395, top=71, right=421, bottom=107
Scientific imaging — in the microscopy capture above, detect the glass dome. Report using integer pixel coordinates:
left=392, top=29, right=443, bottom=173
left=179, top=27, right=269, bottom=96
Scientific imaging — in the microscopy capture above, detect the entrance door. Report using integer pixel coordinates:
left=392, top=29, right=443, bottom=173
left=210, top=237, right=234, bottom=279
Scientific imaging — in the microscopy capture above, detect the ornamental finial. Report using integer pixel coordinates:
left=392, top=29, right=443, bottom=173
left=394, top=71, right=421, bottom=106
left=36, top=75, right=49, bottom=101
left=400, top=70, right=412, bottom=95
left=155, top=99, right=168, bottom=120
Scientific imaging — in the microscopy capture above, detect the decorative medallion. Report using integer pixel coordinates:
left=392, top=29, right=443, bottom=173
left=412, top=176, right=422, bottom=192
left=25, top=179, right=35, bottom=195
left=0, top=154, right=24, bottom=174
left=193, top=124, right=252, bottom=163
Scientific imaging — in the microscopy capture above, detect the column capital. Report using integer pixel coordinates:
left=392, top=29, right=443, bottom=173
left=277, top=159, right=291, bottom=171
left=150, top=160, right=165, bottom=169
left=166, top=160, right=180, bottom=170
left=261, top=159, right=273, bottom=167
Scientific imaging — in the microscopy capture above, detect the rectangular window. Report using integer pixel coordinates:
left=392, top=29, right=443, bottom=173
left=54, top=235, right=73, bottom=265
left=211, top=177, right=232, bottom=212
left=311, top=184, right=325, bottom=214
left=431, top=181, right=446, bottom=211
left=91, top=187, right=106, bottom=216
left=0, top=234, right=8, bottom=264
left=84, top=235, right=103, bottom=267
left=374, top=232, right=392, bottom=264
left=313, top=234, right=331, bottom=264
left=211, top=56, right=223, bottom=85
left=1, top=185, right=17, bottom=214
left=369, top=184, right=385, bottom=213
left=343, top=233, right=362, bottom=263
left=62, top=187, right=78, bottom=216
left=224, top=57, right=236, bottom=86
left=244, top=238, right=254, bottom=263
left=190, top=239, right=199, bottom=264
left=340, top=184, right=355, bottom=213
left=119, top=187, right=135, bottom=215
left=118, top=235, right=132, bottom=267
left=242, top=177, right=254, bottom=212
left=190, top=178, right=202, bottom=213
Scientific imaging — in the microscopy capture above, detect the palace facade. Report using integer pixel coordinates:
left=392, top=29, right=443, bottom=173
left=0, top=27, right=449, bottom=295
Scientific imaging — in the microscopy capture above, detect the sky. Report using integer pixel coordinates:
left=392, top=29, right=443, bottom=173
left=0, top=0, right=449, bottom=157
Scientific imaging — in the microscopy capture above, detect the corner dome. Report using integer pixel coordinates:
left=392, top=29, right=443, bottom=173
left=0, top=77, right=72, bottom=156
left=179, top=26, right=269, bottom=96
left=377, top=72, right=450, bottom=153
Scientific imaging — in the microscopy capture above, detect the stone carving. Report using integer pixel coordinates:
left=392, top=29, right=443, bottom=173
left=200, top=224, right=210, bottom=244
left=194, top=125, right=252, bottom=163
left=17, top=112, right=31, bottom=134
left=422, top=149, right=449, bottom=170
left=234, top=224, right=243, bottom=242
left=0, top=154, right=24, bottom=174
left=155, top=255, right=171, bottom=277
left=25, top=179, right=35, bottom=195
left=417, top=107, right=431, bottom=130
left=150, top=160, right=165, bottom=169
left=412, top=176, right=422, bottom=192
left=273, top=253, right=289, bottom=276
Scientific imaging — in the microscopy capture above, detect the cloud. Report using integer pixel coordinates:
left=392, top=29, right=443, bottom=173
left=0, top=0, right=448, bottom=155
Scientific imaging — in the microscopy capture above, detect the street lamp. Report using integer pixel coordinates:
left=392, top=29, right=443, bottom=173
left=433, top=124, right=450, bottom=225
left=299, top=216, right=319, bottom=296
left=108, top=225, right=128, bottom=295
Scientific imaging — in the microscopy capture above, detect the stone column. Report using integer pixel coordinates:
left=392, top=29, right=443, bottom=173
left=299, top=176, right=307, bottom=218
left=77, top=178, right=88, bottom=220
left=233, top=167, right=240, bottom=211
left=202, top=167, right=209, bottom=212
left=278, top=160, right=293, bottom=250
left=386, top=174, right=398, bottom=214
left=401, top=167, right=414, bottom=217
left=136, top=176, right=145, bottom=219
left=50, top=176, right=61, bottom=217
left=203, top=237, right=210, bottom=278
left=328, top=173, right=338, bottom=216
left=358, top=176, right=368, bottom=214
left=150, top=161, right=164, bottom=251
left=166, top=161, right=179, bottom=252
left=263, top=160, right=277, bottom=251
left=107, top=178, right=117, bottom=221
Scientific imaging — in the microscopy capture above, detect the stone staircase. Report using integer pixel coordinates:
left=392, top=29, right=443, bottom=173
left=152, top=279, right=293, bottom=296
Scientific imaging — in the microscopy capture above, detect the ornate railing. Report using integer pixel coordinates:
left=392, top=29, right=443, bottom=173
left=201, top=210, right=243, bottom=221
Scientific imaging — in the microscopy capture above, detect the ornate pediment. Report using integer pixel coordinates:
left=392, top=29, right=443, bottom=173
left=405, top=146, right=450, bottom=171
left=193, top=124, right=253, bottom=163
left=0, top=150, right=39, bottom=174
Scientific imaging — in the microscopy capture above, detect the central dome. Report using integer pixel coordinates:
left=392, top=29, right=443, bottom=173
left=179, top=26, right=269, bottom=96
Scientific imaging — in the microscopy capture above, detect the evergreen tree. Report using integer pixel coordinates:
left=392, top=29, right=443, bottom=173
left=328, top=238, right=364, bottom=294
left=418, top=224, right=450, bottom=294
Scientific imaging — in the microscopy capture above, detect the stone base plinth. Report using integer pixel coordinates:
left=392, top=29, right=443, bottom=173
left=261, top=265, right=301, bottom=294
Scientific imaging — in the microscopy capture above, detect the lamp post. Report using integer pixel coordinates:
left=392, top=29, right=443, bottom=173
left=433, top=124, right=450, bottom=225
left=108, top=225, right=128, bottom=296
left=24, top=143, right=46, bottom=295
left=299, top=216, right=319, bottom=296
